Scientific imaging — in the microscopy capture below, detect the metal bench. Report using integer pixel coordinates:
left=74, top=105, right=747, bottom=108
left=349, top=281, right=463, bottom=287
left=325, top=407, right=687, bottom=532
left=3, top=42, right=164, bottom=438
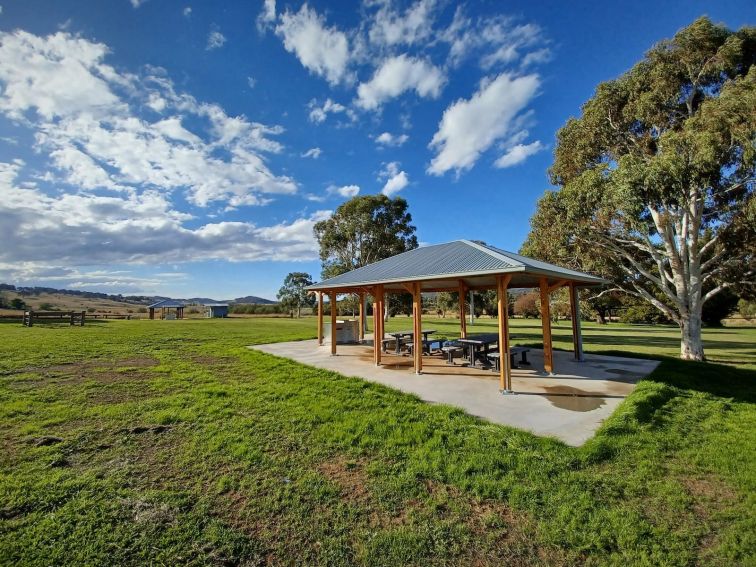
left=407, top=337, right=447, bottom=356
left=441, top=341, right=464, bottom=364
left=488, top=347, right=531, bottom=371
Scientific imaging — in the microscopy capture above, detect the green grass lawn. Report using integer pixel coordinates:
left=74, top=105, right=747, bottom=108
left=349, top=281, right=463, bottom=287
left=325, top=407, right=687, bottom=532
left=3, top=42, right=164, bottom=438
left=0, top=317, right=754, bottom=565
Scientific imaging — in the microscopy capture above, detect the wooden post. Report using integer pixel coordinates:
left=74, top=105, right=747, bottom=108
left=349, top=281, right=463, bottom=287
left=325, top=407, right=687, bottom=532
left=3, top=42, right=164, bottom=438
left=69, top=311, right=75, bottom=326
left=412, top=282, right=423, bottom=374
left=149, top=308, right=154, bottom=320
left=458, top=281, right=467, bottom=338
left=330, top=291, right=337, bottom=356
left=539, top=278, right=554, bottom=374
left=497, top=275, right=513, bottom=392
left=317, top=292, right=324, bottom=346
left=373, top=287, right=381, bottom=366
left=358, top=292, right=365, bottom=342
left=569, top=282, right=584, bottom=361
left=377, top=286, right=385, bottom=343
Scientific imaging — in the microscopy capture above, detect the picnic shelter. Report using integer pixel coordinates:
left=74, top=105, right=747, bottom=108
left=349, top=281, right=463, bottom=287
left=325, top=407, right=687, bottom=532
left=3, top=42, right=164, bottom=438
left=306, top=240, right=606, bottom=393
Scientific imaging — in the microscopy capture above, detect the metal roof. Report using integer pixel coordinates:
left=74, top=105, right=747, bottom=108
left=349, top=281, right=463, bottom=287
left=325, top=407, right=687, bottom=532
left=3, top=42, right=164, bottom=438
left=148, top=299, right=185, bottom=308
left=204, top=303, right=229, bottom=307
left=307, top=240, right=607, bottom=292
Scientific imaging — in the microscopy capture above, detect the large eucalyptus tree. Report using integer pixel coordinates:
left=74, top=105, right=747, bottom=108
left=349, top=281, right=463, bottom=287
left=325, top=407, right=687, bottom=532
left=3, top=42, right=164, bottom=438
left=523, top=17, right=755, bottom=360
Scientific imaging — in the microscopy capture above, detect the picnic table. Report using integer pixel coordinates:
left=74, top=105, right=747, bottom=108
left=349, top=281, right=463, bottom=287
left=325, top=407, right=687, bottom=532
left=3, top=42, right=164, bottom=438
left=456, top=333, right=500, bottom=368
left=386, top=329, right=436, bottom=355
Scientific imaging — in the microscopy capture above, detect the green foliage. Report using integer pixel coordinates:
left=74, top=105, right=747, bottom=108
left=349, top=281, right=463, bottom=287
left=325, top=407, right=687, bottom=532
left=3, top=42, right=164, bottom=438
left=38, top=302, right=55, bottom=311
left=10, top=298, right=26, bottom=310
left=523, top=17, right=756, bottom=359
left=276, top=272, right=315, bottom=318
left=313, top=195, right=418, bottom=280
left=619, top=301, right=671, bottom=325
left=738, top=299, right=756, bottom=319
left=229, top=303, right=283, bottom=315
left=0, top=318, right=753, bottom=565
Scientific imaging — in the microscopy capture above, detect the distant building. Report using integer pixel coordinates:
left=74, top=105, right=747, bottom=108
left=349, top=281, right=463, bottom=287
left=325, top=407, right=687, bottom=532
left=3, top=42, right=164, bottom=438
left=148, top=299, right=185, bottom=320
left=205, top=303, right=229, bottom=318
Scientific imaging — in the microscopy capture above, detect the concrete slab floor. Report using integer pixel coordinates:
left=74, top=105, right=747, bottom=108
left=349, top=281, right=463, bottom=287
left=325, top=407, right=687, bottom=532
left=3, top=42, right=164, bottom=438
left=249, top=338, right=660, bottom=446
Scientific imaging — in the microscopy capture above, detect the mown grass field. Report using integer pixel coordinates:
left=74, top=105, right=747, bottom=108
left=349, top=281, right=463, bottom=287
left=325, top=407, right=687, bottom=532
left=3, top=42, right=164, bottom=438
left=0, top=317, right=754, bottom=566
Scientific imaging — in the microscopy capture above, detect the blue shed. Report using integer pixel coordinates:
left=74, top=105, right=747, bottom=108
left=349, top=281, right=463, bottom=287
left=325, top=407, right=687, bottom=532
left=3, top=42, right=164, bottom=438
left=205, top=304, right=229, bottom=318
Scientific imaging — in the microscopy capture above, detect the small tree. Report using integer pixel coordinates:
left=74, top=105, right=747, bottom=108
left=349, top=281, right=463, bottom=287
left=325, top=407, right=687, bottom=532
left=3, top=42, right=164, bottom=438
left=277, top=272, right=315, bottom=318
left=514, top=292, right=540, bottom=318
left=10, top=298, right=26, bottom=310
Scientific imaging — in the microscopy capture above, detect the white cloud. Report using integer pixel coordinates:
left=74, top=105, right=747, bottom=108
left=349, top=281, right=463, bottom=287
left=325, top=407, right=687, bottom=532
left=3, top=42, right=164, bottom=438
left=302, top=147, right=322, bottom=159
left=368, top=0, right=437, bottom=47
left=378, top=161, right=408, bottom=196
left=327, top=184, right=360, bottom=198
left=153, top=116, right=202, bottom=144
left=247, top=76, right=256, bottom=88
left=307, top=97, right=347, bottom=123
left=494, top=140, right=545, bottom=168
left=375, top=131, right=408, bottom=147
left=0, top=30, right=297, bottom=207
left=276, top=4, right=350, bottom=86
left=0, top=31, right=126, bottom=120
left=206, top=29, right=226, bottom=50
left=0, top=161, right=328, bottom=269
left=182, top=6, right=192, bottom=17
left=130, top=0, right=148, bottom=8
left=428, top=72, right=540, bottom=175
left=440, top=9, right=550, bottom=72
left=356, top=55, right=445, bottom=110
left=256, top=0, right=276, bottom=33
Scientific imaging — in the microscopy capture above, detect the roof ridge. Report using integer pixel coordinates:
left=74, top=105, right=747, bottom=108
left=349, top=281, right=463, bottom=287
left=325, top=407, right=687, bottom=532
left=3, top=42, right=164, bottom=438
left=459, top=239, right=526, bottom=268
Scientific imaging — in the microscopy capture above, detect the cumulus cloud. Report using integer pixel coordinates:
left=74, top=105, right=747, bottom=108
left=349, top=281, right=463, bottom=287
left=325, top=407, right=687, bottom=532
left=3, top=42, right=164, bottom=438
left=494, top=140, right=545, bottom=168
left=0, top=31, right=126, bottom=120
left=302, top=147, right=322, bottom=159
left=368, top=0, right=437, bottom=47
left=206, top=28, right=226, bottom=50
left=327, top=184, right=360, bottom=198
left=427, top=72, right=540, bottom=175
left=378, top=161, right=409, bottom=196
left=356, top=54, right=445, bottom=110
left=440, top=10, right=550, bottom=71
left=0, top=161, right=329, bottom=270
left=375, top=131, right=409, bottom=147
left=182, top=6, right=192, bottom=17
left=0, top=30, right=296, bottom=207
left=308, top=97, right=347, bottom=123
left=276, top=4, right=350, bottom=86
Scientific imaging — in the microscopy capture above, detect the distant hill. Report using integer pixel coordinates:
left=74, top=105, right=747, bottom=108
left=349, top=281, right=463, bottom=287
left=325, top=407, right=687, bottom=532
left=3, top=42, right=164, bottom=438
left=0, top=284, right=276, bottom=311
left=231, top=295, right=276, bottom=305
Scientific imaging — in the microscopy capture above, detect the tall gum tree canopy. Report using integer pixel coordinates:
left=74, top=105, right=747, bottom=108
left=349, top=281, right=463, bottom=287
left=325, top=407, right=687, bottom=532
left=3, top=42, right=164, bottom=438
left=522, top=17, right=755, bottom=361
left=313, top=195, right=418, bottom=279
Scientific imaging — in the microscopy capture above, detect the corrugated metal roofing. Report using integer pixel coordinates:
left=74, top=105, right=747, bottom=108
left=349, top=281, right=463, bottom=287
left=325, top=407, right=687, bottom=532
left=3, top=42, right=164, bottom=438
left=148, top=299, right=185, bottom=308
left=307, top=239, right=606, bottom=290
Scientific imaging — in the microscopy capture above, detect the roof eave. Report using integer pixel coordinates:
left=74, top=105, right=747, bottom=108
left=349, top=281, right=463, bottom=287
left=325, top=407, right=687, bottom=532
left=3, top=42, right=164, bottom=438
left=306, top=265, right=607, bottom=291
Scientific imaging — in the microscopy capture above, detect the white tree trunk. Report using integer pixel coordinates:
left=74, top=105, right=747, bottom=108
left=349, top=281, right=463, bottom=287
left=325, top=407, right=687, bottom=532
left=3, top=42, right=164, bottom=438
left=680, top=310, right=704, bottom=361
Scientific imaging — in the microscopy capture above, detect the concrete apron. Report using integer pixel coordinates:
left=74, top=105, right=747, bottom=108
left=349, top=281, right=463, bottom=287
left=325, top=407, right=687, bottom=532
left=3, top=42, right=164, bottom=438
left=248, top=338, right=660, bottom=446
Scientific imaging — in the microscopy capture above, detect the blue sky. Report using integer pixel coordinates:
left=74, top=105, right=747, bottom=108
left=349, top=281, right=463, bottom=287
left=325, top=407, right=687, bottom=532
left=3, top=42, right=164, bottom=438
left=0, top=0, right=752, bottom=300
